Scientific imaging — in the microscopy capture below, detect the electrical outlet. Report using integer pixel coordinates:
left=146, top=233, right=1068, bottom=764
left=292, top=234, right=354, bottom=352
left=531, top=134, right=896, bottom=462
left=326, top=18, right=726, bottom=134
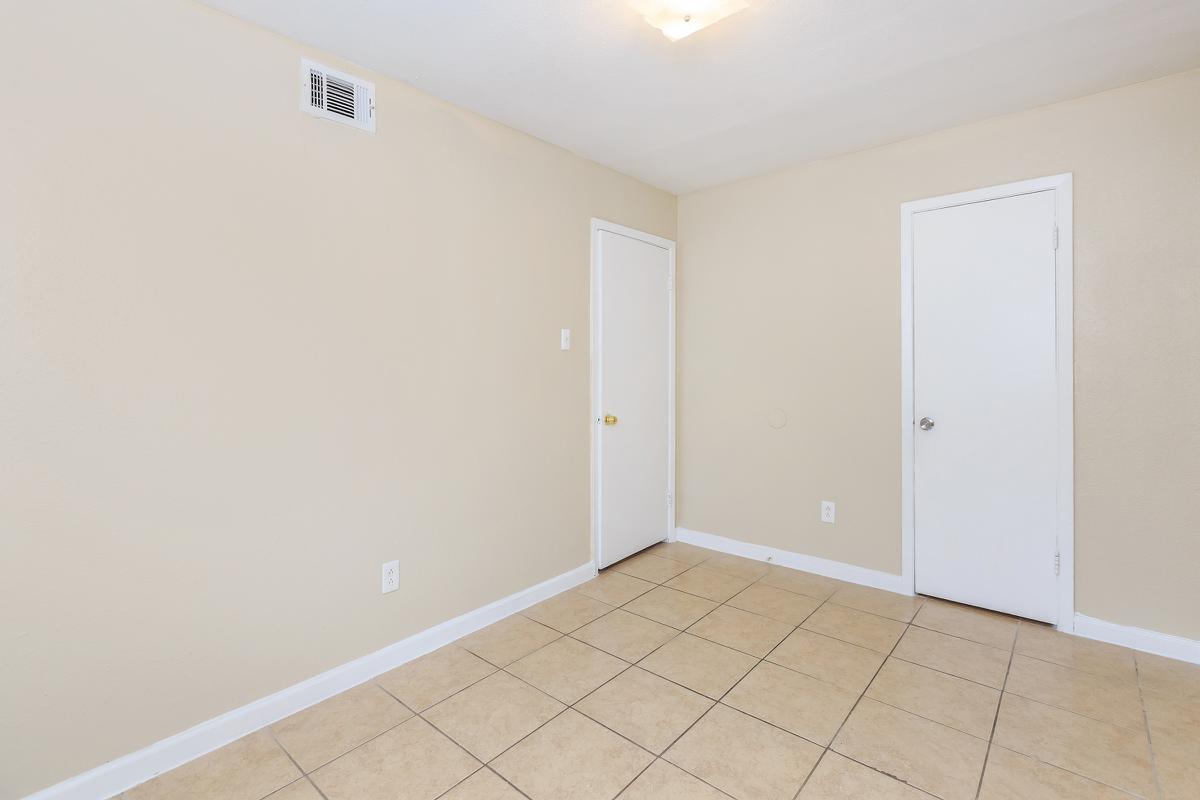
left=820, top=501, right=836, bottom=524
left=381, top=560, right=400, bottom=593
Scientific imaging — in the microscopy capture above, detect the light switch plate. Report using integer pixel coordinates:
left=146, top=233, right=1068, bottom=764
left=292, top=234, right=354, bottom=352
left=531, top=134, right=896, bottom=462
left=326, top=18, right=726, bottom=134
left=560, top=328, right=571, bottom=350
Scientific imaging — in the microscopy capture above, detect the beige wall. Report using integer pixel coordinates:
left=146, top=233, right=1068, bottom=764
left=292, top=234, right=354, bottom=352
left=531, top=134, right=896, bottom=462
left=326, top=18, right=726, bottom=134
left=0, top=1, right=674, bottom=796
left=678, top=69, right=1200, bottom=642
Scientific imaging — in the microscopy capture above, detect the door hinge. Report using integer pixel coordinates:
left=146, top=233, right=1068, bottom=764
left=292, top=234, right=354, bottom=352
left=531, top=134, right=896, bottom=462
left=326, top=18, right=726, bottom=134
left=1054, top=552, right=1061, bottom=576
left=667, top=274, right=674, bottom=292
left=667, top=493, right=673, bottom=508
left=1052, top=227, right=1059, bottom=251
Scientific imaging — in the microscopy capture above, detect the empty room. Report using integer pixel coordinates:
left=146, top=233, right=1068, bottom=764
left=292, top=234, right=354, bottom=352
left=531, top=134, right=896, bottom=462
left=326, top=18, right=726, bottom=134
left=3, top=1, right=1199, bottom=799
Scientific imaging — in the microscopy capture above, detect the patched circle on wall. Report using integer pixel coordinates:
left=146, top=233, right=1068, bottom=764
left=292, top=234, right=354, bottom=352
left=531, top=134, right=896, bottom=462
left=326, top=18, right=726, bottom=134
left=767, top=408, right=788, bottom=429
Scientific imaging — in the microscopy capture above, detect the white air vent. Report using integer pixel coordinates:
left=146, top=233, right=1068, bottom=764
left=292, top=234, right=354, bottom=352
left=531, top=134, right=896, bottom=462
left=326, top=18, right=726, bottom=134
left=301, top=59, right=375, bottom=133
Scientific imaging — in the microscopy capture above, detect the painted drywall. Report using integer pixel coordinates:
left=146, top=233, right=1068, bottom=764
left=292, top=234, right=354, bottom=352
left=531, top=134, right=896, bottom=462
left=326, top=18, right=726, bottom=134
left=677, top=69, right=1200, bottom=641
left=0, top=1, right=675, bottom=796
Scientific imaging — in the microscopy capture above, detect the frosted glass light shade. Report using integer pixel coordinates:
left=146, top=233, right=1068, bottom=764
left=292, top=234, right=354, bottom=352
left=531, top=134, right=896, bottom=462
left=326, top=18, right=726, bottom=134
left=630, top=0, right=750, bottom=41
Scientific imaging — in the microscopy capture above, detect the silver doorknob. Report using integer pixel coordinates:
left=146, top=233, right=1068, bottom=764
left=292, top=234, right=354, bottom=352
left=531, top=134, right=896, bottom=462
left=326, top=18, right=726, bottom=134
left=919, top=417, right=935, bottom=431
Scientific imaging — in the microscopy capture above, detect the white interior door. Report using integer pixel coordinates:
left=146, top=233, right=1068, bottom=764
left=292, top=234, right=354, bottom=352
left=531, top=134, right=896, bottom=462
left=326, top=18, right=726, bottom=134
left=913, top=190, right=1061, bottom=622
left=593, top=224, right=673, bottom=569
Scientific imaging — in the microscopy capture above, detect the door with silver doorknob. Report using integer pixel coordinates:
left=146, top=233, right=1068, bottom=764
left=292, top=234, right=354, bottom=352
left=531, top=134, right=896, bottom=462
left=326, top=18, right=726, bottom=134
left=593, top=224, right=674, bottom=569
left=912, top=188, right=1060, bottom=624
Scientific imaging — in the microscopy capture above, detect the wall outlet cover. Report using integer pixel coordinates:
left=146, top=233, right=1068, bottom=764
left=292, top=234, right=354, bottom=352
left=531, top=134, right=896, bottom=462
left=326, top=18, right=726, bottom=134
left=382, top=560, right=400, bottom=593
left=820, top=501, right=836, bottom=524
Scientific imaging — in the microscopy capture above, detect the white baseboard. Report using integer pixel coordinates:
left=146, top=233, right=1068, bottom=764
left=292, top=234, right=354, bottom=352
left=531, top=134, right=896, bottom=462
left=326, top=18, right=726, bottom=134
left=675, top=527, right=909, bottom=595
left=24, top=561, right=597, bottom=800
left=676, top=527, right=1200, bottom=666
left=1073, top=613, right=1200, bottom=665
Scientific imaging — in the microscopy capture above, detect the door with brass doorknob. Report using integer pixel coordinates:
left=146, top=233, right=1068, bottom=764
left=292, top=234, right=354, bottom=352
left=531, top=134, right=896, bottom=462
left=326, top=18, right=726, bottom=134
left=592, top=221, right=675, bottom=569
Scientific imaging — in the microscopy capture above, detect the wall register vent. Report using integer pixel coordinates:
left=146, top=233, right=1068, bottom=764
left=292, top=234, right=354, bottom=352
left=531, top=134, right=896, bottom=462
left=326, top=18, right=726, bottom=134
left=301, top=58, right=375, bottom=133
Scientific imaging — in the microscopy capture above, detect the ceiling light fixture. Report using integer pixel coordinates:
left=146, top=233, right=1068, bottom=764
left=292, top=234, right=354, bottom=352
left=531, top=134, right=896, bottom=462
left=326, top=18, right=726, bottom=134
left=630, top=0, right=750, bottom=42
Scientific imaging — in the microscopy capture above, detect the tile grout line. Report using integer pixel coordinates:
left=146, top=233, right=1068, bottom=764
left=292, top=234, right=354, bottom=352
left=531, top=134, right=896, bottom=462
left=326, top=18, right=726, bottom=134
left=887, top=651, right=1007, bottom=692
left=407, top=570, right=1145, bottom=799
left=577, top=553, right=818, bottom=795
left=597, top=557, right=964, bottom=797
left=1132, top=653, right=1167, bottom=800
left=304, top=556, right=988, bottom=798
left=435, top=764, right=535, bottom=800
left=597, top=551, right=749, bottom=798
left=980, top=627, right=1151, bottom=800
left=790, top=600, right=920, bottom=800
left=257, top=550, right=1153, bottom=800
left=440, top=555, right=714, bottom=794
left=183, top=547, right=1146, bottom=800
left=971, top=620, right=1018, bottom=800
left=626, top=588, right=817, bottom=797
left=263, top=727, right=331, bottom=800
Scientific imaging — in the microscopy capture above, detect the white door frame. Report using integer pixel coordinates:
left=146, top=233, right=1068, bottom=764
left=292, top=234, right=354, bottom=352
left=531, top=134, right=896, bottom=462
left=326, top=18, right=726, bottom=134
left=899, top=174, right=1074, bottom=631
left=589, top=218, right=677, bottom=568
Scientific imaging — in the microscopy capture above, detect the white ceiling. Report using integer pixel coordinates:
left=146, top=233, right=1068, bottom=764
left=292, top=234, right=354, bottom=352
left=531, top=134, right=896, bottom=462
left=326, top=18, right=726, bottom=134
left=200, top=0, right=1200, bottom=194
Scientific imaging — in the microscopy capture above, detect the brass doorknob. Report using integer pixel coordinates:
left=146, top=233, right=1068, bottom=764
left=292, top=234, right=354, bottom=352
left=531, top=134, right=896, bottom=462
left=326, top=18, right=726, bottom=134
left=603, top=414, right=618, bottom=426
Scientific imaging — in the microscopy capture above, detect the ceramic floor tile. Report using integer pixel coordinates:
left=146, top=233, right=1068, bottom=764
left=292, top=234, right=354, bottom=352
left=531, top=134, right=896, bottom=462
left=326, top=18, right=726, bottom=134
left=456, top=615, right=560, bottom=667
left=310, top=716, right=479, bottom=800
left=576, top=571, right=657, bottom=606
left=617, top=759, right=731, bottom=799
left=698, top=552, right=772, bottom=581
left=638, top=632, right=759, bottom=699
left=1154, top=734, right=1200, bottom=800
left=992, top=693, right=1155, bottom=798
left=505, top=636, right=628, bottom=704
left=1005, top=654, right=1145, bottom=730
left=576, top=666, right=714, bottom=754
left=912, top=598, right=1017, bottom=650
left=723, top=661, right=858, bottom=746
left=1141, top=688, right=1200, bottom=748
left=865, top=657, right=1000, bottom=739
left=572, top=608, right=678, bottom=661
left=664, top=565, right=752, bottom=603
left=665, top=704, right=823, bottom=800
left=271, top=682, right=413, bottom=771
left=124, top=730, right=300, bottom=800
left=766, top=628, right=885, bottom=694
left=440, top=768, right=525, bottom=800
left=758, top=567, right=844, bottom=600
left=893, top=625, right=1011, bottom=689
left=832, top=698, right=988, bottom=800
left=977, top=746, right=1137, bottom=800
left=423, top=671, right=563, bottom=761
left=648, top=541, right=714, bottom=566
left=688, top=604, right=793, bottom=657
left=612, top=552, right=693, bottom=583
left=491, top=709, right=654, bottom=800
left=1137, top=651, right=1200, bottom=702
left=797, top=751, right=932, bottom=799
left=623, top=585, right=718, bottom=629
left=726, top=583, right=821, bottom=626
left=801, top=603, right=906, bottom=654
left=375, top=645, right=495, bottom=712
left=522, top=590, right=613, bottom=633
left=1015, top=623, right=1137, bottom=682
left=265, top=780, right=325, bottom=800
left=830, top=584, right=924, bottom=623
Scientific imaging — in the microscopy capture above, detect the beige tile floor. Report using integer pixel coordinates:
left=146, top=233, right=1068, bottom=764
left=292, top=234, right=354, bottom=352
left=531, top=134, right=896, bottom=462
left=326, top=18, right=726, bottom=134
left=122, top=542, right=1200, bottom=800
